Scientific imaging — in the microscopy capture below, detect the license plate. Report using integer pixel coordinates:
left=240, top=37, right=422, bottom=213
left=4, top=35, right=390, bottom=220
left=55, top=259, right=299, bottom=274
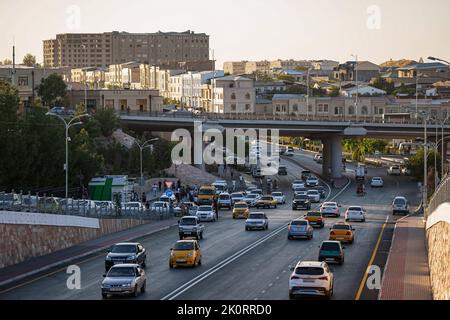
left=110, top=288, right=123, bottom=291
left=326, top=258, right=335, bottom=261
left=113, top=261, right=124, bottom=265
left=176, top=260, right=186, bottom=263
left=184, top=232, right=191, bottom=235
left=303, top=279, right=315, bottom=283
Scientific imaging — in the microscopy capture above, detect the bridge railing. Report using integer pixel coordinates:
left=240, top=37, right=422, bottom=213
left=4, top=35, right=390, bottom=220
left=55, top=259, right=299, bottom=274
left=118, top=111, right=434, bottom=125
left=426, top=173, right=450, bottom=220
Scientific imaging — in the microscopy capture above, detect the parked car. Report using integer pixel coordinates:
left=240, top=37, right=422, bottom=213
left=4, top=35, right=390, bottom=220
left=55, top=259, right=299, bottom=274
left=94, top=201, right=115, bottom=215
left=392, top=196, right=409, bottom=215
left=232, top=202, right=250, bottom=219
left=292, top=194, right=311, bottom=210
left=196, top=205, right=216, bottom=222
left=245, top=212, right=269, bottom=231
left=101, top=264, right=146, bottom=299
left=329, top=222, right=355, bottom=243
left=0, top=193, right=20, bottom=211
left=105, top=242, right=147, bottom=271
left=306, top=190, right=321, bottom=203
left=21, top=195, right=39, bottom=212
left=287, top=219, right=314, bottom=240
left=320, top=202, right=341, bottom=217
left=318, top=240, right=345, bottom=265
left=370, top=177, right=384, bottom=188
left=217, top=193, right=232, bottom=209
left=306, top=176, right=319, bottom=187
left=304, top=211, right=325, bottom=228
left=289, top=261, right=334, bottom=299
left=345, top=206, right=366, bottom=222
left=178, top=216, right=204, bottom=240
left=271, top=191, right=286, bottom=204
left=121, top=201, right=145, bottom=215
left=169, top=239, right=202, bottom=268
left=38, top=196, right=61, bottom=213
left=387, top=165, right=401, bottom=176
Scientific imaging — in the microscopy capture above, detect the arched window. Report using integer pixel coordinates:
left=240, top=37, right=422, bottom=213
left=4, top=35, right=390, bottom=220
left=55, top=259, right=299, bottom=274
left=231, top=93, right=236, bottom=100
left=245, top=93, right=251, bottom=99
left=361, top=106, right=368, bottom=115
left=334, top=107, right=339, bottom=115
left=348, top=106, right=355, bottom=115
left=292, top=104, right=298, bottom=112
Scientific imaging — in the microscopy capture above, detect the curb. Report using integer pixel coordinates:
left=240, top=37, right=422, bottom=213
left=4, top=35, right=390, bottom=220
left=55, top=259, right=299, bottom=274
left=0, top=222, right=178, bottom=289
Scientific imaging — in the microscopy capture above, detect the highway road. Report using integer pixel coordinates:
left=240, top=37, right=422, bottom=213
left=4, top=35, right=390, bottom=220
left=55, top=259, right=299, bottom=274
left=0, top=151, right=421, bottom=300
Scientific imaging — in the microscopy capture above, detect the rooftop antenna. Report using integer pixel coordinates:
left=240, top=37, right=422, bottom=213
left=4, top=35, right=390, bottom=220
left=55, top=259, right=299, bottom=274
left=12, top=36, right=16, bottom=86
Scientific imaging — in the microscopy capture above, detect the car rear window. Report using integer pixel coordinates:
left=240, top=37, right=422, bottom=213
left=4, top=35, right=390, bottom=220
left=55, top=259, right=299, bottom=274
left=272, top=192, right=282, bottom=196
left=348, top=207, right=362, bottom=211
left=111, top=244, right=136, bottom=253
left=260, top=196, right=272, bottom=200
left=291, top=220, right=307, bottom=226
left=174, top=242, right=194, bottom=250
left=332, top=224, right=351, bottom=230
left=321, top=242, right=340, bottom=251
left=307, top=212, right=321, bottom=217
left=219, top=194, right=230, bottom=199
left=394, top=198, right=406, bottom=205
left=307, top=190, right=319, bottom=194
left=249, top=214, right=265, bottom=219
left=295, top=267, right=324, bottom=276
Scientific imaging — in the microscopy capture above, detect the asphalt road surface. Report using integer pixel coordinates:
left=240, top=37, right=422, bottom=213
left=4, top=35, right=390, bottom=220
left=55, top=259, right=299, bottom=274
left=0, top=151, right=421, bottom=300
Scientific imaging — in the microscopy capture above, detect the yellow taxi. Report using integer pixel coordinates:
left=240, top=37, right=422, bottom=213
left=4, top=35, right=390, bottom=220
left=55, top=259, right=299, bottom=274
left=197, top=185, right=216, bottom=205
left=304, top=211, right=325, bottom=228
left=256, top=195, right=277, bottom=209
left=329, top=222, right=355, bottom=243
left=169, top=240, right=202, bottom=268
left=233, top=201, right=250, bottom=219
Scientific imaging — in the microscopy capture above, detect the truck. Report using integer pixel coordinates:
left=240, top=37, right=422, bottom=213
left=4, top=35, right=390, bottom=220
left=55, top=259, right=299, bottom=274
left=178, top=216, right=205, bottom=240
left=355, top=165, right=366, bottom=181
left=197, top=185, right=216, bottom=205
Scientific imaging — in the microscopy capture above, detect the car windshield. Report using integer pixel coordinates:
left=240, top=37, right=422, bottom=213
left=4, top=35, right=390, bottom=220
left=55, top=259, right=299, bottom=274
left=198, top=206, right=212, bottom=211
left=180, top=218, right=197, bottom=225
left=234, top=204, right=247, bottom=209
left=295, top=267, right=324, bottom=276
left=307, top=212, right=321, bottom=217
left=219, top=194, right=230, bottom=200
left=307, top=190, right=319, bottom=194
left=199, top=188, right=214, bottom=195
left=293, top=180, right=303, bottom=184
left=232, top=193, right=243, bottom=198
left=291, top=220, right=307, bottom=226
left=333, top=224, right=351, bottom=230
left=260, top=196, right=272, bottom=200
left=107, top=267, right=136, bottom=277
left=321, top=242, right=340, bottom=251
left=246, top=194, right=257, bottom=199
left=173, top=242, right=194, bottom=250
left=249, top=214, right=265, bottom=219
left=394, top=198, right=406, bottom=205
left=111, top=244, right=136, bottom=253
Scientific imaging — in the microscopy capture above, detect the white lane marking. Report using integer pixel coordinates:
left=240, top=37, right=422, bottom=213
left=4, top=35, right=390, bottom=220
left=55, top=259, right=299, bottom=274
left=161, top=163, right=351, bottom=300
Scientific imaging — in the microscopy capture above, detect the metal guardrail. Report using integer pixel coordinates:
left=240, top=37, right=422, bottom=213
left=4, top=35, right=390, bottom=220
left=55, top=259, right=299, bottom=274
left=0, top=191, right=175, bottom=221
left=118, top=111, right=450, bottom=126
left=426, top=174, right=450, bottom=220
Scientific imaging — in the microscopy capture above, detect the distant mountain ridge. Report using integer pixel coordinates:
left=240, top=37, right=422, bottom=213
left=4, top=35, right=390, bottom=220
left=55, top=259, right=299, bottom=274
left=380, top=59, right=418, bottom=68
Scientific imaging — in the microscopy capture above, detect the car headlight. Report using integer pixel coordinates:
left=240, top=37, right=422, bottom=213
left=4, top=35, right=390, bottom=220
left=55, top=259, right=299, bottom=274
left=187, top=253, right=193, bottom=257
left=127, top=255, right=136, bottom=260
left=105, top=256, right=112, bottom=261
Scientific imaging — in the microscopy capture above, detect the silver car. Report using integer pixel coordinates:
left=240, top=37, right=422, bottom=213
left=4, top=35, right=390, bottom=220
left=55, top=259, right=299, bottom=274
left=196, top=205, right=216, bottom=222
left=101, top=264, right=146, bottom=299
left=245, top=212, right=269, bottom=231
left=271, top=192, right=286, bottom=204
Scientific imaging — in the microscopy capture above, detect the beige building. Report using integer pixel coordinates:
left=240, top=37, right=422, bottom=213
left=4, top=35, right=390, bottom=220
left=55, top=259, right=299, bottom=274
left=211, top=75, right=255, bottom=113
left=270, top=59, right=312, bottom=70
left=43, top=31, right=210, bottom=69
left=104, top=62, right=141, bottom=89
left=223, top=61, right=247, bottom=75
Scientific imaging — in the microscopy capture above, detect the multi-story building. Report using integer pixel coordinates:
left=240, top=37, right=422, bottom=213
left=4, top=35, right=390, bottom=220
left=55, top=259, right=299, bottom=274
left=332, top=61, right=381, bottom=82
left=223, top=61, right=247, bottom=75
left=104, top=62, right=141, bottom=89
left=270, top=59, right=312, bottom=70
left=43, top=31, right=211, bottom=69
left=139, top=65, right=185, bottom=98
left=311, top=60, right=340, bottom=71
left=70, top=67, right=106, bottom=89
left=211, top=75, right=255, bottom=113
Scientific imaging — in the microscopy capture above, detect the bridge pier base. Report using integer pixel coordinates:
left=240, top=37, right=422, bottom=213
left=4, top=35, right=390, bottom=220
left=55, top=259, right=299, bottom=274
left=322, top=138, right=332, bottom=177
left=330, top=136, right=343, bottom=179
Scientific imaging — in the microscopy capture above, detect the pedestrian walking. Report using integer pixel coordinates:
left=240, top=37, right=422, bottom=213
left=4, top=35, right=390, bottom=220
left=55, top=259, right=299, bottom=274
left=152, top=183, right=158, bottom=197
left=213, top=199, right=218, bottom=220
left=158, top=180, right=162, bottom=191
left=142, top=192, right=147, bottom=204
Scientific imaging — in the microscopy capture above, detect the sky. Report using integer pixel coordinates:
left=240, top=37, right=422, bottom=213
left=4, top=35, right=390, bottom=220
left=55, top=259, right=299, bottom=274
left=0, top=0, right=449, bottom=67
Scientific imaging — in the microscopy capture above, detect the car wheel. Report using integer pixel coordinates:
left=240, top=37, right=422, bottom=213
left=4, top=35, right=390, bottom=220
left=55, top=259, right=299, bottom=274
left=288, top=235, right=292, bottom=240
left=169, top=263, right=174, bottom=269
left=345, top=218, right=349, bottom=222
left=142, top=260, right=146, bottom=269
left=200, top=232, right=204, bottom=240
left=141, top=281, right=146, bottom=293
left=245, top=227, right=249, bottom=231
left=266, top=224, right=269, bottom=230
left=102, top=293, right=108, bottom=299
left=289, top=293, right=295, bottom=300
left=198, top=258, right=202, bottom=266
left=134, top=285, right=139, bottom=297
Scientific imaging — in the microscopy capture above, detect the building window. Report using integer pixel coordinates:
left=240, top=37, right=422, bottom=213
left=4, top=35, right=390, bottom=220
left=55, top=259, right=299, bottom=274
left=334, top=107, right=340, bottom=115
left=308, top=105, right=313, bottom=113
left=231, top=104, right=236, bottom=111
left=231, top=93, right=236, bottom=100
left=292, top=104, right=298, bottom=112
left=361, top=106, right=368, bottom=115
left=276, top=104, right=280, bottom=112
left=245, top=104, right=251, bottom=111
left=245, top=93, right=251, bottom=99
left=18, top=76, right=28, bottom=86
left=348, top=105, right=355, bottom=115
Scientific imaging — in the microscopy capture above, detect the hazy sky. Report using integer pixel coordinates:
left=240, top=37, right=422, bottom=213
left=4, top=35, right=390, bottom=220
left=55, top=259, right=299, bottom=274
left=1, top=0, right=449, bottom=67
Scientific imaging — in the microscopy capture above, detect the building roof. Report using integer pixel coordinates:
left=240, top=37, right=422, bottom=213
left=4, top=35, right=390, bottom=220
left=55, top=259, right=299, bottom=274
left=397, top=62, right=448, bottom=71
left=255, top=81, right=287, bottom=86
left=256, top=97, right=273, bottom=104
left=272, top=94, right=305, bottom=100
left=215, top=75, right=253, bottom=81
left=281, top=69, right=305, bottom=75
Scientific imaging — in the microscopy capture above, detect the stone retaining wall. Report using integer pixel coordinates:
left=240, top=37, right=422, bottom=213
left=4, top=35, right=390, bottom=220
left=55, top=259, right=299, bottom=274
left=426, top=221, right=450, bottom=300
left=0, top=218, right=146, bottom=269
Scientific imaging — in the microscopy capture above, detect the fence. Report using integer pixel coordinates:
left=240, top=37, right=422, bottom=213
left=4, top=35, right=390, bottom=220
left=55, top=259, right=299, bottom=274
left=0, top=190, right=175, bottom=222
left=426, top=173, right=450, bottom=220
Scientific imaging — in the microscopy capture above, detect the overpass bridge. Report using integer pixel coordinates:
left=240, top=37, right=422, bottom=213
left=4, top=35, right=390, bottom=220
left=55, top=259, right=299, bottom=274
left=119, top=112, right=450, bottom=179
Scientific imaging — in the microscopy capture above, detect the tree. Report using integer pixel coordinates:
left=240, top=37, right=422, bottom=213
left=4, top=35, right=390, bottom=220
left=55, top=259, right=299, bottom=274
left=37, top=73, right=67, bottom=107
left=22, top=54, right=36, bottom=67
left=2, top=59, right=12, bottom=65
left=0, top=80, right=20, bottom=121
left=92, top=108, right=121, bottom=137
left=328, top=86, right=340, bottom=97
left=405, top=148, right=441, bottom=186
left=371, top=77, right=395, bottom=94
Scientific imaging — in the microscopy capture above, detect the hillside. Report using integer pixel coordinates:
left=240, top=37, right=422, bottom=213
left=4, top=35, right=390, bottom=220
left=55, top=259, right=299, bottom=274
left=380, top=59, right=417, bottom=68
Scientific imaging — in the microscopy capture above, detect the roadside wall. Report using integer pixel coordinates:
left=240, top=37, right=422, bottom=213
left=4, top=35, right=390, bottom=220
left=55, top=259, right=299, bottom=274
left=0, top=211, right=147, bottom=269
left=426, top=204, right=450, bottom=300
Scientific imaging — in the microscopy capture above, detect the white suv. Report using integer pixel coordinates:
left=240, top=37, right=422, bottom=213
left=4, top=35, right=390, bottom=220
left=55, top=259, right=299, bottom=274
left=289, top=261, right=334, bottom=299
left=345, top=206, right=366, bottom=222
left=392, top=196, right=409, bottom=215
left=387, top=166, right=401, bottom=175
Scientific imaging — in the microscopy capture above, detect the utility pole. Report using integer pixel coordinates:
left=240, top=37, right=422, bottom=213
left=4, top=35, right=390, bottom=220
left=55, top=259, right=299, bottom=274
left=423, top=113, right=428, bottom=211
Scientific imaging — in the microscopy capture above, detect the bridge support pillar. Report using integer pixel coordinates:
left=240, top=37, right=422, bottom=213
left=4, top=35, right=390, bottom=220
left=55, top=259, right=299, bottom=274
left=322, top=138, right=332, bottom=177
left=330, top=136, right=343, bottom=179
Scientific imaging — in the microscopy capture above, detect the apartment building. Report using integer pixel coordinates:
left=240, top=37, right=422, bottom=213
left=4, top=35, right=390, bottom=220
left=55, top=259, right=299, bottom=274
left=270, top=59, right=312, bottom=70
left=104, top=62, right=141, bottom=89
left=223, top=61, right=247, bottom=75
left=211, top=75, right=255, bottom=113
left=139, top=65, right=185, bottom=98
left=332, top=61, right=381, bottom=82
left=43, top=31, right=210, bottom=69
left=70, top=67, right=106, bottom=89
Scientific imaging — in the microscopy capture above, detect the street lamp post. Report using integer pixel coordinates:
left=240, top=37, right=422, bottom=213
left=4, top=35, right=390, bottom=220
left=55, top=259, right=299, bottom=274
left=135, top=138, right=159, bottom=186
left=306, top=67, right=312, bottom=120
left=46, top=113, right=90, bottom=199
left=81, top=44, right=88, bottom=110
left=351, top=54, right=358, bottom=121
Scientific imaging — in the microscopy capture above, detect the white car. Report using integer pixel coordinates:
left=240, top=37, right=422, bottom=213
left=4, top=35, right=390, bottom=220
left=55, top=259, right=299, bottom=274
left=230, top=192, right=245, bottom=205
left=271, top=191, right=286, bottom=204
left=289, top=261, right=334, bottom=299
left=320, top=202, right=340, bottom=217
left=387, top=165, right=401, bottom=175
left=306, top=176, right=319, bottom=187
left=121, top=202, right=145, bottom=214
left=292, top=180, right=306, bottom=190
left=345, top=206, right=366, bottom=222
left=294, top=188, right=308, bottom=196
left=151, top=201, right=169, bottom=212
left=196, top=205, right=216, bottom=222
left=313, top=154, right=322, bottom=162
left=392, top=196, right=409, bottom=215
left=370, top=177, right=384, bottom=188
left=306, top=190, right=320, bottom=203
left=243, top=193, right=260, bottom=207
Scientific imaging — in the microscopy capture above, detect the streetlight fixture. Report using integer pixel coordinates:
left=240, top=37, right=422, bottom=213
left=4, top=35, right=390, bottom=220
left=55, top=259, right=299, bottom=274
left=135, top=138, right=159, bottom=186
left=46, top=112, right=91, bottom=199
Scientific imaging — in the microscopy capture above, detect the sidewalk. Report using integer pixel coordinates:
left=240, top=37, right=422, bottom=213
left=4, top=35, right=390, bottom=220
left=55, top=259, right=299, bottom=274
left=379, top=213, right=433, bottom=300
left=0, top=217, right=178, bottom=288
